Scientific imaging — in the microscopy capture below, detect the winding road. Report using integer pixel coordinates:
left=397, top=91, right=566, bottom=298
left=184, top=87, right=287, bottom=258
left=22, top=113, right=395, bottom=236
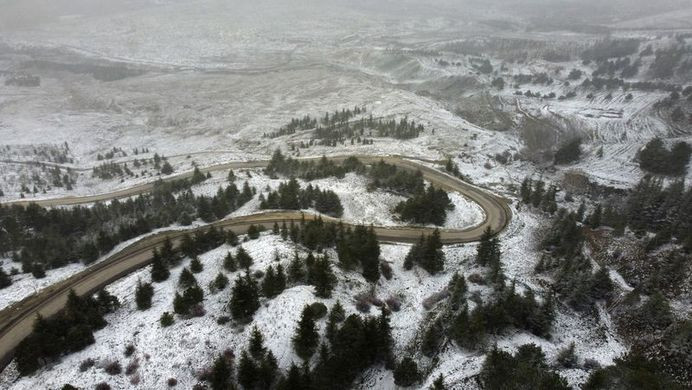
left=0, top=155, right=512, bottom=370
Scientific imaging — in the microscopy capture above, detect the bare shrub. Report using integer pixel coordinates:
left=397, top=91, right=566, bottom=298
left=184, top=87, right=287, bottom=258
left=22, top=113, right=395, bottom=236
left=355, top=299, right=370, bottom=313
left=124, top=344, right=136, bottom=357
left=79, top=358, right=95, bottom=372
left=385, top=296, right=402, bottom=312
left=423, top=290, right=450, bottom=310
left=103, top=361, right=122, bottom=375
left=129, top=374, right=141, bottom=385
left=354, top=292, right=372, bottom=313
left=380, top=262, right=393, bottom=280
left=190, top=304, right=206, bottom=317
left=126, top=359, right=140, bottom=375
left=468, top=273, right=485, bottom=285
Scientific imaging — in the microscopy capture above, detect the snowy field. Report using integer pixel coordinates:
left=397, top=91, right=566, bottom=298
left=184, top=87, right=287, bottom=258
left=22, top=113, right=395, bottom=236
left=1, top=0, right=690, bottom=388
left=1, top=212, right=627, bottom=390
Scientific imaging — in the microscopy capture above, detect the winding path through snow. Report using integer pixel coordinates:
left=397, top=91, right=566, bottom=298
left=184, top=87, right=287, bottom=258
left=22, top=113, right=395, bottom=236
left=0, top=154, right=512, bottom=369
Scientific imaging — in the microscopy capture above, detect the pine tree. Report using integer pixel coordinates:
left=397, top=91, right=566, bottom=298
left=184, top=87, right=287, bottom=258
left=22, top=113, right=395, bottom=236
left=360, top=226, right=381, bottom=282
left=288, top=253, right=305, bottom=283
left=326, top=300, right=346, bottom=344
left=150, top=249, right=170, bottom=283
left=272, top=222, right=280, bottom=235
left=0, top=267, right=12, bottom=289
left=376, top=308, right=394, bottom=364
left=173, top=292, right=187, bottom=315
left=237, top=351, right=258, bottom=389
left=476, top=227, right=500, bottom=268
left=249, top=326, right=266, bottom=360
left=308, top=255, right=337, bottom=298
left=236, top=246, right=253, bottom=269
left=190, top=257, right=203, bottom=273
left=178, top=267, right=196, bottom=288
left=430, top=375, right=446, bottom=390
left=258, top=351, right=279, bottom=389
left=160, top=312, right=174, bottom=327
left=393, top=357, right=420, bottom=387
left=212, top=272, right=229, bottom=291
left=223, top=252, right=237, bottom=272
left=230, top=273, right=260, bottom=322
left=422, top=229, right=444, bottom=274
left=210, top=355, right=232, bottom=390
left=422, top=317, right=444, bottom=357
left=262, top=266, right=277, bottom=298
left=293, top=305, right=319, bottom=360
left=280, top=363, right=304, bottom=390
left=135, top=281, right=154, bottom=310
left=275, top=264, right=287, bottom=294
left=520, top=177, right=532, bottom=204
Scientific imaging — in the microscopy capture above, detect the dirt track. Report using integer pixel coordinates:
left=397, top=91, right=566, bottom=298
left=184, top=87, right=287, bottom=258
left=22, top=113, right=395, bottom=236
left=0, top=155, right=512, bottom=370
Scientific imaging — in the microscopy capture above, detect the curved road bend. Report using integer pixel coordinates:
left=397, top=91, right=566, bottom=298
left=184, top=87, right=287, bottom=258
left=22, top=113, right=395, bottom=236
left=0, top=155, right=512, bottom=370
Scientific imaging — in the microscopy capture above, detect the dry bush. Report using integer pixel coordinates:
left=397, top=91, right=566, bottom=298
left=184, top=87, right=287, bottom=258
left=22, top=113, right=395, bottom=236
left=380, top=262, right=393, bottom=280
left=126, top=359, right=140, bottom=375
left=468, top=273, right=485, bottom=285
left=79, top=358, right=95, bottom=372
left=422, top=290, right=450, bottom=310
left=124, top=344, right=136, bottom=357
left=103, top=361, right=122, bottom=375
left=385, top=296, right=402, bottom=312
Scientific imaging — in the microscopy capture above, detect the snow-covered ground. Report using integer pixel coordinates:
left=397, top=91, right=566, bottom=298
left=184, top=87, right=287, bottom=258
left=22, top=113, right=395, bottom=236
left=1, top=206, right=627, bottom=390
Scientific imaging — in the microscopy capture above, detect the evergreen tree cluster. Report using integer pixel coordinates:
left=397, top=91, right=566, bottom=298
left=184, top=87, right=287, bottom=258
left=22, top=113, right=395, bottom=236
left=264, top=150, right=365, bottom=181
left=290, top=305, right=394, bottom=390
left=15, top=289, right=120, bottom=376
left=314, top=115, right=424, bottom=142
left=403, top=229, right=445, bottom=274
left=276, top=217, right=381, bottom=283
left=394, top=185, right=453, bottom=225
left=475, top=227, right=504, bottom=284
left=265, top=106, right=364, bottom=138
left=450, top=284, right=555, bottom=348
left=624, top=176, right=692, bottom=249
left=259, top=178, right=344, bottom=217
left=519, top=176, right=558, bottom=214
left=336, top=225, right=381, bottom=282
left=135, top=280, right=154, bottom=310
left=205, top=303, right=394, bottom=389
left=204, top=328, right=280, bottom=390
left=0, top=176, right=253, bottom=277
left=538, top=209, right=616, bottom=312
left=639, top=138, right=691, bottom=176
left=368, top=160, right=425, bottom=195
left=261, top=264, right=287, bottom=298
left=369, top=160, right=453, bottom=225
left=540, top=209, right=584, bottom=258
left=479, top=344, right=569, bottom=390
left=583, top=352, right=683, bottom=390
left=229, top=272, right=260, bottom=322
left=173, top=271, right=204, bottom=317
